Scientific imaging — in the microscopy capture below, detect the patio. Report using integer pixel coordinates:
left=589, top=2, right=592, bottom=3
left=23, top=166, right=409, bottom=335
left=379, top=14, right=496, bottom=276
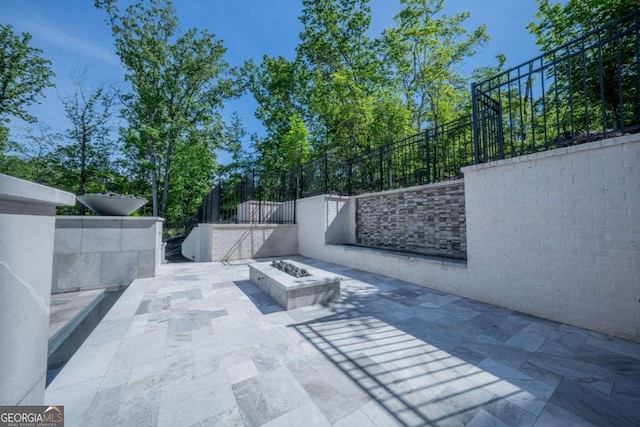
left=45, top=257, right=640, bottom=426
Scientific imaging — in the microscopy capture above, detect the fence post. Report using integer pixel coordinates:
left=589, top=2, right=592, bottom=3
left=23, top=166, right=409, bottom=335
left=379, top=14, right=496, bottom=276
left=213, top=183, right=221, bottom=223
left=379, top=146, right=384, bottom=192
left=425, top=128, right=430, bottom=184
left=258, top=185, right=262, bottom=224
left=347, top=158, right=352, bottom=196
left=298, top=163, right=303, bottom=199
left=324, top=153, right=329, bottom=194
left=471, top=82, right=481, bottom=164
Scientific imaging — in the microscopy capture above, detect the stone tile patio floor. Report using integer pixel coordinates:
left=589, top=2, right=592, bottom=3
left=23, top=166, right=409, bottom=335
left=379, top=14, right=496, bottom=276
left=45, top=256, right=640, bottom=427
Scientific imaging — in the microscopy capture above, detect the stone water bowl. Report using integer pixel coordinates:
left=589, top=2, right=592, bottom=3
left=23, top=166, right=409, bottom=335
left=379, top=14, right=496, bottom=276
left=77, top=193, right=148, bottom=216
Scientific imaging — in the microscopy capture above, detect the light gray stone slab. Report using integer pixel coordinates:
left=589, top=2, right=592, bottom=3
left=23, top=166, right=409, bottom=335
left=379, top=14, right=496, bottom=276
left=47, top=338, right=120, bottom=391
left=261, top=402, right=331, bottom=427
left=45, top=378, right=102, bottom=427
left=533, top=403, right=595, bottom=427
left=101, top=251, right=139, bottom=285
left=121, top=221, right=156, bottom=251
left=157, top=371, right=236, bottom=427
left=81, top=219, right=122, bottom=252
left=115, top=389, right=160, bottom=427
left=232, top=366, right=312, bottom=426
left=138, top=250, right=156, bottom=278
left=332, top=409, right=377, bottom=427
left=288, top=356, right=371, bottom=423
left=57, top=252, right=101, bottom=291
left=467, top=409, right=510, bottom=427
left=54, top=227, right=82, bottom=254
left=127, top=354, right=194, bottom=395
left=525, top=352, right=615, bottom=395
left=110, top=329, right=167, bottom=371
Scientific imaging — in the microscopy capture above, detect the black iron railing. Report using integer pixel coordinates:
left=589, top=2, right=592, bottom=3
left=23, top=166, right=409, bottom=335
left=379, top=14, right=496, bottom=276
left=473, top=9, right=640, bottom=163
left=186, top=10, right=639, bottom=227
left=185, top=169, right=297, bottom=234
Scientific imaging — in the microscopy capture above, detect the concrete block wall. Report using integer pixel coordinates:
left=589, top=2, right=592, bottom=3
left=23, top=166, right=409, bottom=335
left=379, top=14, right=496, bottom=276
left=297, top=134, right=640, bottom=342
left=52, top=216, right=163, bottom=292
left=183, top=224, right=298, bottom=262
left=0, top=174, right=75, bottom=405
left=356, top=180, right=466, bottom=258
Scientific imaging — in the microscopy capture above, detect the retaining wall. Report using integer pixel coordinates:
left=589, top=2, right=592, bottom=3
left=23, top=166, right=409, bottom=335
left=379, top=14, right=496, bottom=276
left=52, top=216, right=164, bottom=292
left=298, top=134, right=640, bottom=342
left=182, top=223, right=298, bottom=262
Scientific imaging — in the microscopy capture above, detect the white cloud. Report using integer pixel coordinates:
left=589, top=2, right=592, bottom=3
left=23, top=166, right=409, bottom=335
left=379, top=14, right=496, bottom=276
left=15, top=17, right=121, bottom=69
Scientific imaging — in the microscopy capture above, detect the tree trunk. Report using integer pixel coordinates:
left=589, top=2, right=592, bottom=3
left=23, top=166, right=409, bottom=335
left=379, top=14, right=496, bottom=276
left=160, top=139, right=174, bottom=219
left=80, top=134, right=87, bottom=215
left=149, top=136, right=159, bottom=217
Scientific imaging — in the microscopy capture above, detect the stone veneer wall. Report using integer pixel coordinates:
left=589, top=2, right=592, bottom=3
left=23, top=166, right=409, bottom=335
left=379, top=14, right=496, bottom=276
left=52, top=216, right=164, bottom=292
left=356, top=179, right=466, bottom=259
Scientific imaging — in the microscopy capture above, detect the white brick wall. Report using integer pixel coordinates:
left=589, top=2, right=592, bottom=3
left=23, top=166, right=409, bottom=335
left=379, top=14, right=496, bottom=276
left=297, top=134, right=640, bottom=342
left=464, top=134, right=640, bottom=341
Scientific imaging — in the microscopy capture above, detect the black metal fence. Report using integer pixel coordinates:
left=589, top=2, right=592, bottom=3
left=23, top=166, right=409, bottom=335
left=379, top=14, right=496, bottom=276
left=185, top=170, right=297, bottom=234
left=473, top=9, right=640, bottom=163
left=186, top=10, right=640, bottom=227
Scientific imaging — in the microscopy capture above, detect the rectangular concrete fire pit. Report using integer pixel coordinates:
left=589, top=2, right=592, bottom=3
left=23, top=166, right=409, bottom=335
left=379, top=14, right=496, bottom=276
left=249, top=260, right=341, bottom=310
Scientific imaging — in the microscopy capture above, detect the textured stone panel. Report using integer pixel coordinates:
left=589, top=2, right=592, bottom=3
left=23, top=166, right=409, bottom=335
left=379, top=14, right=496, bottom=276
left=101, top=251, right=138, bottom=285
left=138, top=250, right=156, bottom=278
left=57, top=252, right=102, bottom=291
left=81, top=219, right=122, bottom=252
left=356, top=181, right=467, bottom=259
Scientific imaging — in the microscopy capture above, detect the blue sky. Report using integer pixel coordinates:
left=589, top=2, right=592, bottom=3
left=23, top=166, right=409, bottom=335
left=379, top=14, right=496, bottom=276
left=1, top=0, right=553, bottom=164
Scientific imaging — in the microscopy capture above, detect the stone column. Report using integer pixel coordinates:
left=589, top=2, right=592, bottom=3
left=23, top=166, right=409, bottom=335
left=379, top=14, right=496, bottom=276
left=0, top=174, right=75, bottom=405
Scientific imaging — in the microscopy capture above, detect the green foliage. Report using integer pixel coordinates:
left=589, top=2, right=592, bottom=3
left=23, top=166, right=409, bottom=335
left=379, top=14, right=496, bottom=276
left=381, top=0, right=489, bottom=129
left=297, top=0, right=411, bottom=158
left=0, top=24, right=54, bottom=125
left=59, top=72, right=116, bottom=205
left=528, top=0, right=640, bottom=133
left=96, top=0, right=236, bottom=222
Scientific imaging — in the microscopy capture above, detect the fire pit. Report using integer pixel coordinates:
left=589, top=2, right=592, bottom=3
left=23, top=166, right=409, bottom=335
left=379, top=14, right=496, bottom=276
left=270, top=260, right=311, bottom=278
left=249, top=260, right=341, bottom=310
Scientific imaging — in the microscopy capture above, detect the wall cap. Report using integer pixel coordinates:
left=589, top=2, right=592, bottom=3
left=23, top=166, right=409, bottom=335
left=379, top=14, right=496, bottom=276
left=0, top=173, right=75, bottom=207
left=462, top=133, right=640, bottom=173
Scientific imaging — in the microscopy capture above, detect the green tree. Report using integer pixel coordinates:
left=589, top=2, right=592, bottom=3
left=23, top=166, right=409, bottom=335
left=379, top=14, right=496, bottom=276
left=0, top=24, right=54, bottom=147
left=528, top=0, right=640, bottom=132
left=96, top=0, right=235, bottom=221
left=0, top=123, right=59, bottom=184
left=381, top=0, right=489, bottom=130
left=59, top=71, right=116, bottom=213
left=297, top=0, right=409, bottom=157
left=246, top=56, right=311, bottom=172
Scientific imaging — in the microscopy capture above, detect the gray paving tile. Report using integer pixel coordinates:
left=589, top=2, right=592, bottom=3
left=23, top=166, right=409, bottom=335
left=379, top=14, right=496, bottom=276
left=533, top=403, right=595, bottom=427
left=288, top=356, right=371, bottom=423
left=114, top=389, right=160, bottom=427
left=525, top=352, right=616, bottom=395
left=83, top=384, right=125, bottom=427
left=157, top=371, right=236, bottom=427
left=549, top=378, right=640, bottom=427
left=232, top=366, right=312, bottom=427
left=45, top=258, right=640, bottom=427
left=332, top=409, right=377, bottom=427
